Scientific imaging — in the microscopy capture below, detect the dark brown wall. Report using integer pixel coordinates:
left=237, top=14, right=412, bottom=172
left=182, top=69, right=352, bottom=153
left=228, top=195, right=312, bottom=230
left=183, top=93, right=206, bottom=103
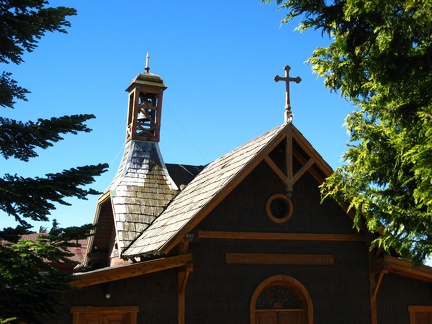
left=377, top=273, right=432, bottom=324
left=41, top=269, right=178, bottom=324
left=185, top=161, right=371, bottom=323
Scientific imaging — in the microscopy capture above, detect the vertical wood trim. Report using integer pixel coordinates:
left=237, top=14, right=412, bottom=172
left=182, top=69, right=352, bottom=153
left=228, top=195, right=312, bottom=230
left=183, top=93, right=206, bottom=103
left=287, top=125, right=293, bottom=193
left=178, top=268, right=185, bottom=324
left=130, top=311, right=137, bottom=323
left=178, top=264, right=193, bottom=324
left=370, top=278, right=378, bottom=324
left=370, top=271, right=386, bottom=324
left=72, top=312, right=78, bottom=324
left=372, top=272, right=385, bottom=302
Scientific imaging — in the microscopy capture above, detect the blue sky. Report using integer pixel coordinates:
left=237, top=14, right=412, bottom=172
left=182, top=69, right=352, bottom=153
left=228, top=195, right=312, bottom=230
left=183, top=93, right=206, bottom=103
left=1, top=1, right=353, bottom=229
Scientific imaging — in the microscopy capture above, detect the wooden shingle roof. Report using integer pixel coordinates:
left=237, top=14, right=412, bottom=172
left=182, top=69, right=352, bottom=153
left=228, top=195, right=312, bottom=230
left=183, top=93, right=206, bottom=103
left=123, top=124, right=287, bottom=257
left=101, top=140, right=179, bottom=253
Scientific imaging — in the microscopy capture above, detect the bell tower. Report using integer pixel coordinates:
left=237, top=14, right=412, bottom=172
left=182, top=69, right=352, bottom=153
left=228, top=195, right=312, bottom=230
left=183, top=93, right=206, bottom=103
left=125, top=54, right=167, bottom=142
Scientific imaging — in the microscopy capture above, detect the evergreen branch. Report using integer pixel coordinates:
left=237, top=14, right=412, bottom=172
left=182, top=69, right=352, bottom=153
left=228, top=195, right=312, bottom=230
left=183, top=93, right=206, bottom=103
left=0, top=1, right=76, bottom=65
left=0, top=163, right=108, bottom=224
left=0, top=72, right=29, bottom=108
left=0, top=114, right=96, bottom=161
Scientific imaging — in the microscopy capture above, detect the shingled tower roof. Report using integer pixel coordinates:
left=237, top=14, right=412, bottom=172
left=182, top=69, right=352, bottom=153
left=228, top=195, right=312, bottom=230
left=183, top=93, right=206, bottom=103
left=106, top=140, right=178, bottom=253
left=88, top=57, right=179, bottom=260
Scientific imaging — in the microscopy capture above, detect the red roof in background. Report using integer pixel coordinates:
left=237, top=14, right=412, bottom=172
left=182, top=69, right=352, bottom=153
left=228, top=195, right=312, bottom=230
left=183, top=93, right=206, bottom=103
left=1, top=233, right=88, bottom=265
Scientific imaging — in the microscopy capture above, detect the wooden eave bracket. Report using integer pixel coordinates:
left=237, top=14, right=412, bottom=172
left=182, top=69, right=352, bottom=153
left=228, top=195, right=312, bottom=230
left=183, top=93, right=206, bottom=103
left=371, top=270, right=387, bottom=302
left=370, top=255, right=432, bottom=283
left=178, top=262, right=194, bottom=324
left=180, top=263, right=194, bottom=294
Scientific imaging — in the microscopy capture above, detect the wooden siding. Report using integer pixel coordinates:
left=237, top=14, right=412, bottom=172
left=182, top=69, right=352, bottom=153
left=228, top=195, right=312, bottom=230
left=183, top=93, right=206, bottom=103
left=124, top=125, right=287, bottom=257
left=183, top=161, right=371, bottom=323
left=40, top=269, right=178, bottom=324
left=377, top=273, right=432, bottom=324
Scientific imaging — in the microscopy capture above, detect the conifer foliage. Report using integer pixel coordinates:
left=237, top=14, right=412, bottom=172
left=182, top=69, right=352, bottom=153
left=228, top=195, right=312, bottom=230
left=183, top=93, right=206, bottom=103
left=0, top=1, right=108, bottom=322
left=265, top=0, right=432, bottom=263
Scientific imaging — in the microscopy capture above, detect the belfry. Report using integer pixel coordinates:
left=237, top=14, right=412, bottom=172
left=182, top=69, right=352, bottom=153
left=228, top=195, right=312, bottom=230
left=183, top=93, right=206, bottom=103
left=126, top=54, right=167, bottom=142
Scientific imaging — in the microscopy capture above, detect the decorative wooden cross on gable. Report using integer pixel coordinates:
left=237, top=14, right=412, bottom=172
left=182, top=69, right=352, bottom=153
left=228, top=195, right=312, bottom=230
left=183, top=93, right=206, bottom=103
left=274, top=65, right=302, bottom=196
left=274, top=65, right=301, bottom=124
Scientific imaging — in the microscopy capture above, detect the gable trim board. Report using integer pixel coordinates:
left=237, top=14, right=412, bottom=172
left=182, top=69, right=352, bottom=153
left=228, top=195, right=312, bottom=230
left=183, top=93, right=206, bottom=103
left=71, top=253, right=192, bottom=288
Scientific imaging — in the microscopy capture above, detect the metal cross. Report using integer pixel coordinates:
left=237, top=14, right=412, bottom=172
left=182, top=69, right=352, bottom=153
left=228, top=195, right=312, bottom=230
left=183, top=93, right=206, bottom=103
left=274, top=65, right=301, bottom=123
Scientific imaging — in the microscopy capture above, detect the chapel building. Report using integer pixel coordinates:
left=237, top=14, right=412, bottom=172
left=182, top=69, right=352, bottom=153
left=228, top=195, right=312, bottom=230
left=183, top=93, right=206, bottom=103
left=45, top=60, right=432, bottom=324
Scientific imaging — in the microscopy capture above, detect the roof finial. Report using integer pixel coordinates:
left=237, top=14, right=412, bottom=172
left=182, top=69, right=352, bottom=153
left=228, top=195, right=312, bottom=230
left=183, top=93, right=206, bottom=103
left=274, top=65, right=301, bottom=124
left=145, top=53, right=150, bottom=73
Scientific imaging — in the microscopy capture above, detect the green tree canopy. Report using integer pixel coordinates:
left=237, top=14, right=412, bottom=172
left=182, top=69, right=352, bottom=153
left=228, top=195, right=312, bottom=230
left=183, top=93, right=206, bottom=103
left=265, top=0, right=432, bottom=263
left=0, top=1, right=108, bottom=322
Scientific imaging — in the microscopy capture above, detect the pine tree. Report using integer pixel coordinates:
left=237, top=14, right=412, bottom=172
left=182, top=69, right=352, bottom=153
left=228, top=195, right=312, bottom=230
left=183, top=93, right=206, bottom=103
left=0, top=1, right=108, bottom=322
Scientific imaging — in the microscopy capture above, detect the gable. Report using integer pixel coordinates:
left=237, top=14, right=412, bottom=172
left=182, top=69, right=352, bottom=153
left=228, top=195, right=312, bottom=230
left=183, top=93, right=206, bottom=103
left=123, top=125, right=287, bottom=257
left=196, top=161, right=357, bottom=235
left=123, top=123, right=354, bottom=258
left=84, top=196, right=115, bottom=269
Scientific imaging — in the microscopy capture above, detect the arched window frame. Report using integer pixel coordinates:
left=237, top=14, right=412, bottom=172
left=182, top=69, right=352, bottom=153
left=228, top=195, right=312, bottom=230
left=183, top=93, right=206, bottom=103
left=250, top=275, right=313, bottom=324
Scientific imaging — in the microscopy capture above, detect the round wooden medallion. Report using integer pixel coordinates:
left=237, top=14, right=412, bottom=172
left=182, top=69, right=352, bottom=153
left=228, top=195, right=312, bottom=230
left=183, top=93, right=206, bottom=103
left=266, top=193, right=293, bottom=223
